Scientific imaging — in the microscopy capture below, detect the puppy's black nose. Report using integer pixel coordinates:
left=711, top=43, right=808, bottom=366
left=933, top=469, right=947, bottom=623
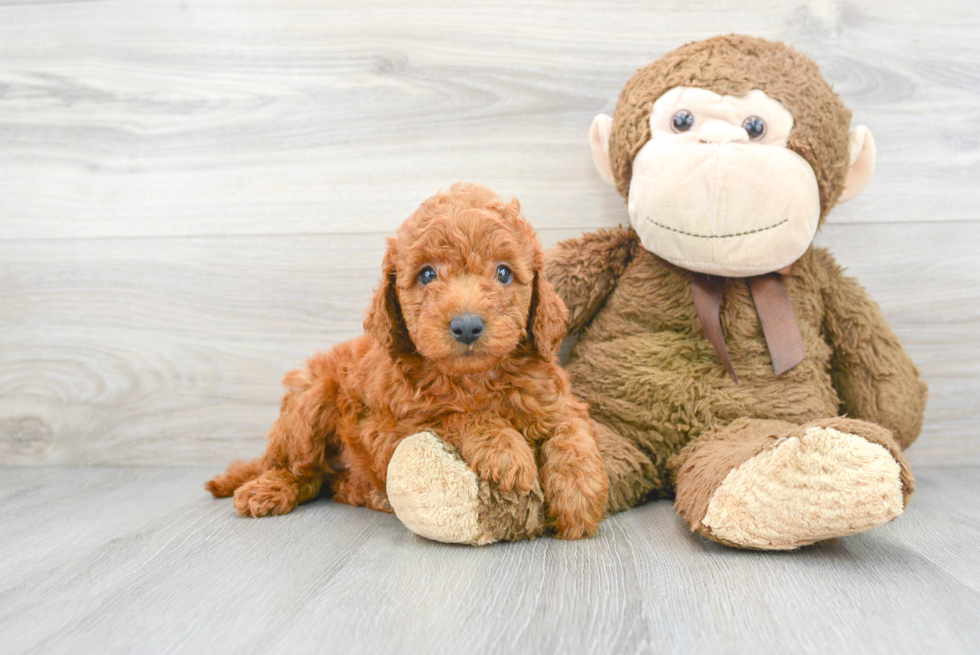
left=450, top=314, right=485, bottom=345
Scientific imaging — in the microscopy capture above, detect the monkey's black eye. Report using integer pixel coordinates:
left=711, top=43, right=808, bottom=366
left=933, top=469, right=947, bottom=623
left=496, top=264, right=513, bottom=284
left=418, top=266, right=437, bottom=285
left=742, top=116, right=766, bottom=140
left=671, top=109, right=694, bottom=133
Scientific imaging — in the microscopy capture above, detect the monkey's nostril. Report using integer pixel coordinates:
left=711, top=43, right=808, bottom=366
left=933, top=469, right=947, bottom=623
left=450, top=314, right=485, bottom=345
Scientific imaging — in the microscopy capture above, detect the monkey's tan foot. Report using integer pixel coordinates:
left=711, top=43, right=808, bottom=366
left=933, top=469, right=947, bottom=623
left=387, top=431, right=545, bottom=545
left=672, top=418, right=914, bottom=550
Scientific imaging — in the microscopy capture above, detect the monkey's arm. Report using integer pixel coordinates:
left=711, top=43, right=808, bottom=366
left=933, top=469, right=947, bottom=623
left=544, top=227, right=638, bottom=335
left=816, top=248, right=927, bottom=449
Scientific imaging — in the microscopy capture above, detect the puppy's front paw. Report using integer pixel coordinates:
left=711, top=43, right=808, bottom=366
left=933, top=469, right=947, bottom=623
left=544, top=464, right=607, bottom=541
left=471, top=443, right=537, bottom=493
left=551, top=491, right=604, bottom=541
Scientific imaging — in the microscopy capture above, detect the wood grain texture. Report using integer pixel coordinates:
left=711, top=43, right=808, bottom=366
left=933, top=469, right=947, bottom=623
left=0, top=465, right=978, bottom=655
left=1, top=223, right=977, bottom=466
left=1, top=0, right=978, bottom=467
left=0, top=0, right=978, bottom=241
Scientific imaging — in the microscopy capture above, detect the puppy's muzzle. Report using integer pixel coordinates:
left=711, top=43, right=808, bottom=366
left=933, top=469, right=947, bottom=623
left=450, top=314, right=485, bottom=345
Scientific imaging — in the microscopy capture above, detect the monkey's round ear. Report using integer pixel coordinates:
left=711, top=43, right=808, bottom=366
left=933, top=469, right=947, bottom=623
left=839, top=125, right=876, bottom=203
left=589, top=114, right=616, bottom=186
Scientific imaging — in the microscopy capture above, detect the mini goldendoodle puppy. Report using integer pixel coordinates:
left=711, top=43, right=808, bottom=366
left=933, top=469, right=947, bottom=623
left=207, top=183, right=608, bottom=539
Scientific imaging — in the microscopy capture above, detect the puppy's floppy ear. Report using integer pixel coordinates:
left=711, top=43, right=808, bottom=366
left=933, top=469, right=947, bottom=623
left=364, top=243, right=414, bottom=359
left=527, top=272, right=568, bottom=360
left=502, top=197, right=568, bottom=359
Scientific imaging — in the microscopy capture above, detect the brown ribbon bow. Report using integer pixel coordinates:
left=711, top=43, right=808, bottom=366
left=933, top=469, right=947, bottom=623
left=690, top=265, right=805, bottom=384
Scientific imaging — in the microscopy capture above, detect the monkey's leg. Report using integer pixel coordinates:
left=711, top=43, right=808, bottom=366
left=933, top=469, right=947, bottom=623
left=386, top=421, right=656, bottom=544
left=670, top=417, right=914, bottom=550
left=386, top=431, right=546, bottom=545
left=590, top=420, right=659, bottom=515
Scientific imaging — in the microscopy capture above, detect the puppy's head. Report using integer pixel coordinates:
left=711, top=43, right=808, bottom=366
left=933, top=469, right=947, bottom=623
left=365, top=183, right=567, bottom=375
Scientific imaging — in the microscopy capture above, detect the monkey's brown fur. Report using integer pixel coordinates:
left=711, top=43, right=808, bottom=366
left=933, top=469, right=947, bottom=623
left=206, top=183, right=608, bottom=540
left=550, top=229, right=924, bottom=497
left=546, top=35, right=927, bottom=545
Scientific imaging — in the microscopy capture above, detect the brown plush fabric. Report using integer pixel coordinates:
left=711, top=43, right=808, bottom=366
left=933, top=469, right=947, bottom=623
left=819, top=261, right=928, bottom=448
left=545, top=228, right=641, bottom=334
left=541, top=38, right=927, bottom=538
left=476, top=478, right=547, bottom=542
left=609, top=35, right=852, bottom=223
left=545, top=233, right=927, bottom=507
left=669, top=417, right=792, bottom=535
left=592, top=420, right=659, bottom=515
left=387, top=36, right=924, bottom=548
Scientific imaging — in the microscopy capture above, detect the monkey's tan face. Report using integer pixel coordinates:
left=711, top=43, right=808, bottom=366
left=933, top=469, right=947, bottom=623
left=627, top=87, right=821, bottom=277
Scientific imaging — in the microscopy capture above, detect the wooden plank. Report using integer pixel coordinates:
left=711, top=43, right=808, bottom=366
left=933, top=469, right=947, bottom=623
left=0, top=222, right=976, bottom=467
left=0, top=466, right=977, bottom=655
left=0, top=0, right=978, bottom=241
left=617, top=466, right=980, bottom=654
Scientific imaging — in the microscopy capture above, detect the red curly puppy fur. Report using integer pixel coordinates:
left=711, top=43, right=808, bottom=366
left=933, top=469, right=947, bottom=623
left=206, top=183, right=608, bottom=539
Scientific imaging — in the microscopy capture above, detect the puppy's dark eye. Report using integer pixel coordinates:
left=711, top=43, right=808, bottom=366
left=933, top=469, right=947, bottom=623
left=418, top=266, right=437, bottom=285
left=496, top=264, right=513, bottom=284
left=671, top=109, right=694, bottom=133
left=742, top=116, right=766, bottom=140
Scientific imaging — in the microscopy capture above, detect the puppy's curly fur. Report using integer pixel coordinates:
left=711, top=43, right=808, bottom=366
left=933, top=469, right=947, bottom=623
left=207, top=183, right=609, bottom=539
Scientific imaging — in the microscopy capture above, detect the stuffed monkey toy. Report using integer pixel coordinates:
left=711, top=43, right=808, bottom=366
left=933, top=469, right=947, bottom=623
left=386, top=34, right=927, bottom=550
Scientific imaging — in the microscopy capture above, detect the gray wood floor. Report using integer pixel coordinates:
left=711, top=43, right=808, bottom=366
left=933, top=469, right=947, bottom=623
left=2, top=1, right=979, bottom=653
left=1, top=465, right=978, bottom=655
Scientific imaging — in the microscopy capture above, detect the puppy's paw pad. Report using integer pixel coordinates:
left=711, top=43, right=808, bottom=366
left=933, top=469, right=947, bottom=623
left=702, top=426, right=904, bottom=550
left=387, top=431, right=495, bottom=545
left=471, top=443, right=536, bottom=493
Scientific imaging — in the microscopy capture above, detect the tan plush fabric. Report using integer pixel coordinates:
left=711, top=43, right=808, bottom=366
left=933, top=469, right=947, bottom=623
left=840, top=126, right=876, bottom=202
left=668, top=417, right=789, bottom=536
left=608, top=35, right=852, bottom=224
left=670, top=417, right=913, bottom=549
left=550, top=236, right=925, bottom=493
left=625, top=86, right=823, bottom=277
left=387, top=431, right=548, bottom=545
left=701, top=423, right=905, bottom=550
left=387, top=431, right=493, bottom=545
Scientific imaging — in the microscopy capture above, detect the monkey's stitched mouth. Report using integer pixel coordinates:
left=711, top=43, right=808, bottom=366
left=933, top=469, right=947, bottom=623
left=645, top=217, right=788, bottom=239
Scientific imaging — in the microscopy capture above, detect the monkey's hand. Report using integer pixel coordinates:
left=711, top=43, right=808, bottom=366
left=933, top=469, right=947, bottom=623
left=818, top=248, right=927, bottom=450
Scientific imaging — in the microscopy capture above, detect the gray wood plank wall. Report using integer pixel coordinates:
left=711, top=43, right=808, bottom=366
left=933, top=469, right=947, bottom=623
left=1, top=0, right=978, bottom=467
